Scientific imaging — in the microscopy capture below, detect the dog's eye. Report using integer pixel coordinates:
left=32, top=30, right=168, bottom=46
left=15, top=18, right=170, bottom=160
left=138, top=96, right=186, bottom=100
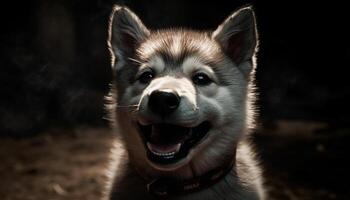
left=138, top=71, right=155, bottom=84
left=192, top=73, right=212, bottom=86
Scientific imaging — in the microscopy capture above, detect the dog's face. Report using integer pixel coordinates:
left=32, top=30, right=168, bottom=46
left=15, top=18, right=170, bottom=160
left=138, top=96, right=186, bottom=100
left=108, top=6, right=258, bottom=172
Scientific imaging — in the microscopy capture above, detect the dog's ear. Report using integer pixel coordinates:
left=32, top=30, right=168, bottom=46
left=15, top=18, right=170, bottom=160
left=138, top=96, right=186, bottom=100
left=212, top=6, right=258, bottom=76
left=108, top=5, right=150, bottom=70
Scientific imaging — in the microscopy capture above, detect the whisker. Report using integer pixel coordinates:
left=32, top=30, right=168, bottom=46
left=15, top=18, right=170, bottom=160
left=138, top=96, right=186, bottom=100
left=116, top=104, right=139, bottom=108
left=116, top=104, right=140, bottom=115
left=130, top=109, right=139, bottom=114
left=128, top=57, right=142, bottom=65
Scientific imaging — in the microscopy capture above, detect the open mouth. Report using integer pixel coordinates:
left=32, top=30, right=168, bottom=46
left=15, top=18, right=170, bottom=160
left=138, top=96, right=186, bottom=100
left=137, top=121, right=211, bottom=165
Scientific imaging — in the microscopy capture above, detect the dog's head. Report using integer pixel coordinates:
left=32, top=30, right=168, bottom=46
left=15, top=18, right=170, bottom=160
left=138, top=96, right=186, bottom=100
left=108, top=6, right=258, bottom=172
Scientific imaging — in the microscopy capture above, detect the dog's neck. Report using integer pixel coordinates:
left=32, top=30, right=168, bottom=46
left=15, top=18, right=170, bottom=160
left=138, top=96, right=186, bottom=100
left=110, top=143, right=261, bottom=200
left=132, top=150, right=237, bottom=198
left=146, top=156, right=235, bottom=197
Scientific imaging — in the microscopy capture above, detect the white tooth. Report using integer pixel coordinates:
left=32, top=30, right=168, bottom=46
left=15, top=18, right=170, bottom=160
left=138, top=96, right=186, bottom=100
left=146, top=142, right=182, bottom=156
left=174, top=143, right=181, bottom=153
left=147, top=142, right=152, bottom=151
left=164, top=155, right=175, bottom=159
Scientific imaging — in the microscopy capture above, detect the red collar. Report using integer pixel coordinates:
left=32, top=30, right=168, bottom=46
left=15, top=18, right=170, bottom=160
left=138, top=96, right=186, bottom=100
left=146, top=159, right=235, bottom=197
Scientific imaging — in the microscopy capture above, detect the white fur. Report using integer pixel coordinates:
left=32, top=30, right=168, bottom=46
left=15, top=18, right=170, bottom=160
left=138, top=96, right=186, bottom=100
left=105, top=5, right=265, bottom=200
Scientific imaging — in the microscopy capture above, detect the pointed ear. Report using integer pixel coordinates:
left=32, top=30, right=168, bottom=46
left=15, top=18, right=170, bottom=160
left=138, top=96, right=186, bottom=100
left=108, top=5, right=150, bottom=69
left=212, top=6, right=258, bottom=74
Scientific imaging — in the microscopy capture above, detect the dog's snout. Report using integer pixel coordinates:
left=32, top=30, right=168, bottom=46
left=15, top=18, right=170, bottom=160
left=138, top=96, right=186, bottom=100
left=148, top=90, right=180, bottom=116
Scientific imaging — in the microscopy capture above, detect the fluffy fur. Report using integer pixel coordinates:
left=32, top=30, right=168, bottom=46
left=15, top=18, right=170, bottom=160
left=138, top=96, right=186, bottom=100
left=104, top=5, right=265, bottom=200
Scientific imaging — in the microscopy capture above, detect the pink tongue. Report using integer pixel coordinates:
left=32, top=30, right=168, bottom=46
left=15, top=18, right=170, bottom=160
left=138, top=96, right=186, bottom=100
left=147, top=142, right=181, bottom=154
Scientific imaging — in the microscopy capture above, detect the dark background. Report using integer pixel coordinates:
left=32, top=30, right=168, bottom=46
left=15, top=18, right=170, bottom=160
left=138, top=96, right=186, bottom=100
left=1, top=0, right=349, bottom=135
left=0, top=0, right=350, bottom=135
left=0, top=0, right=350, bottom=199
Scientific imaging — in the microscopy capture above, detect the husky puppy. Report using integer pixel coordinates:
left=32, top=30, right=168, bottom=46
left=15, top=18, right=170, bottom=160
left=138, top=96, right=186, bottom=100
left=104, top=5, right=265, bottom=200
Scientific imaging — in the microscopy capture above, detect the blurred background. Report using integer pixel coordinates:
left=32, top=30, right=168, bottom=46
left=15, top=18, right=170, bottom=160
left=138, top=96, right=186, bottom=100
left=0, top=0, right=349, bottom=199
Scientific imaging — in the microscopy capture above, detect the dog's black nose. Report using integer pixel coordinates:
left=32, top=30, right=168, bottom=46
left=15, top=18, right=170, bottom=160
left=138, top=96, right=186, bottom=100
left=148, top=90, right=180, bottom=116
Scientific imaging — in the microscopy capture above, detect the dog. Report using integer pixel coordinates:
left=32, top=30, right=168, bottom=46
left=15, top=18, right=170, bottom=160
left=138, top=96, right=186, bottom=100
left=104, top=5, right=265, bottom=200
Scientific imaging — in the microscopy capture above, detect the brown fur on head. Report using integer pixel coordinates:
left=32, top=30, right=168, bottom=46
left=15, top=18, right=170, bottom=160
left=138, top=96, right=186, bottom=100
left=107, top=5, right=258, bottom=176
